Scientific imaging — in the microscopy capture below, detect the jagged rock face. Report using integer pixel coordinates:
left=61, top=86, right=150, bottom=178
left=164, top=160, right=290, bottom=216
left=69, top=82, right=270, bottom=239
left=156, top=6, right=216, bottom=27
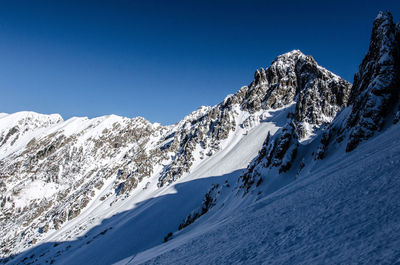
left=157, top=105, right=236, bottom=186
left=240, top=123, right=300, bottom=191
left=238, top=51, right=351, bottom=191
left=293, top=58, right=351, bottom=138
left=313, top=12, right=400, bottom=158
left=231, top=50, right=351, bottom=139
left=346, top=11, right=400, bottom=152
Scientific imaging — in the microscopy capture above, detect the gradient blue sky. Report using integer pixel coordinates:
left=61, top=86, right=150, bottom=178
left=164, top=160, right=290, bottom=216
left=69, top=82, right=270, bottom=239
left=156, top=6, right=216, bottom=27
left=0, top=0, right=399, bottom=124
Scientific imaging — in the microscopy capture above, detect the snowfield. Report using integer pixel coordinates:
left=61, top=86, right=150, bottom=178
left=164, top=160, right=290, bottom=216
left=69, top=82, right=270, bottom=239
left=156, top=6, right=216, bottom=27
left=116, top=123, right=400, bottom=265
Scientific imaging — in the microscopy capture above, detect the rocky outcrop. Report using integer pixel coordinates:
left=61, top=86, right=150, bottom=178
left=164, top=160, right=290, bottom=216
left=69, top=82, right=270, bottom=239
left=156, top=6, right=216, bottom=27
left=346, top=11, right=400, bottom=152
left=239, top=51, right=351, bottom=191
left=157, top=106, right=236, bottom=186
left=178, top=183, right=223, bottom=231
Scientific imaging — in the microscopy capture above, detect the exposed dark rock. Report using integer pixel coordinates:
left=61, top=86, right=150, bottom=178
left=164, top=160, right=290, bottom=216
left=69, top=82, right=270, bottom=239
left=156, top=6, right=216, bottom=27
left=346, top=11, right=400, bottom=152
left=178, top=184, right=220, bottom=231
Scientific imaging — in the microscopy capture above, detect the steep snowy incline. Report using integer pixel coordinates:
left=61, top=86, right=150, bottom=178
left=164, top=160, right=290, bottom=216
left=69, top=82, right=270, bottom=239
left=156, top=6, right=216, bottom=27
left=119, top=118, right=400, bottom=265
left=178, top=105, right=288, bottom=184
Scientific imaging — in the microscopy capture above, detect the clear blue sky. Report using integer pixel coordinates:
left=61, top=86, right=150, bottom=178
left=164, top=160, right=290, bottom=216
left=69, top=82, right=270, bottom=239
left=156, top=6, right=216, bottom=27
left=0, top=0, right=399, bottom=125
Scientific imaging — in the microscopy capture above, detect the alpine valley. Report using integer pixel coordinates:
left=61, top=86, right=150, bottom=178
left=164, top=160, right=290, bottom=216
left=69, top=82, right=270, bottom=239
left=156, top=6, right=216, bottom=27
left=1, top=11, right=399, bottom=265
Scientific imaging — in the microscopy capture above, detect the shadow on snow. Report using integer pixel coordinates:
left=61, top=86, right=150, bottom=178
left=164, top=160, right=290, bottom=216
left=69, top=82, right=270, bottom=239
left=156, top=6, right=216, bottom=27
left=1, top=170, right=244, bottom=265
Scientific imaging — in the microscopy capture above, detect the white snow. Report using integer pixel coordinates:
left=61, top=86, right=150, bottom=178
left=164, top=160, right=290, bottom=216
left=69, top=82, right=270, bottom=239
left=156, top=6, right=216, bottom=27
left=13, top=181, right=60, bottom=209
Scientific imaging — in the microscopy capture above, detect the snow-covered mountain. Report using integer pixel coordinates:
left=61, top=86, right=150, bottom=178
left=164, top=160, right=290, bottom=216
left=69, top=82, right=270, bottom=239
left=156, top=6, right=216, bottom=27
left=1, top=11, right=399, bottom=265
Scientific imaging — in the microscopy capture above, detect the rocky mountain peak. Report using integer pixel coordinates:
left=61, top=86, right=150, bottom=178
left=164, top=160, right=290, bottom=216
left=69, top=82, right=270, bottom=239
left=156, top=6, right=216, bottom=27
left=349, top=11, right=397, bottom=103
left=274, top=49, right=306, bottom=60
left=375, top=10, right=393, bottom=23
left=267, top=49, right=318, bottom=74
left=241, top=49, right=350, bottom=119
left=346, top=11, right=400, bottom=151
left=239, top=51, right=352, bottom=190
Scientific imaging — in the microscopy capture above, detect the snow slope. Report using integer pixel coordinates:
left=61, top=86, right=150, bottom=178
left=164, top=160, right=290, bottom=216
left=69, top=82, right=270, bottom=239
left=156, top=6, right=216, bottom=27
left=118, top=118, right=400, bottom=265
